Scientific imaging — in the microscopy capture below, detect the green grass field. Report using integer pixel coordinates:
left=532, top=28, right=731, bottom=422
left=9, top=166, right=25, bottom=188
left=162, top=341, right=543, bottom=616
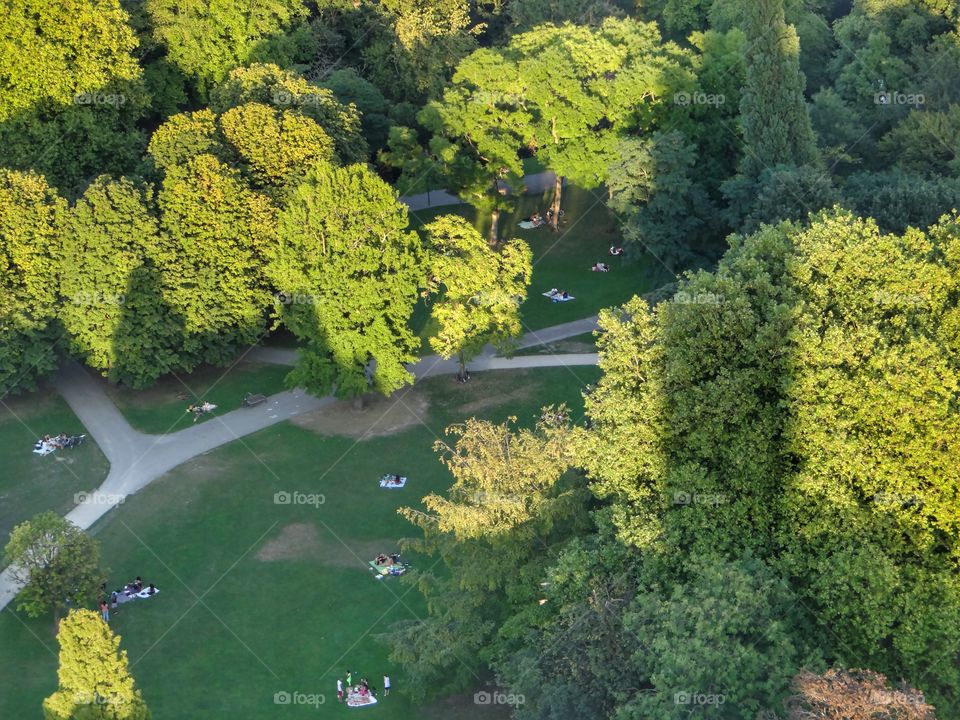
left=105, top=362, right=293, bottom=435
left=0, top=367, right=599, bottom=719
left=0, top=387, right=109, bottom=540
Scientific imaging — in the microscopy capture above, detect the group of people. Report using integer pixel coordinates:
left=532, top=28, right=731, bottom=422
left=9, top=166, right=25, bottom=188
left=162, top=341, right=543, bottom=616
left=337, top=670, right=390, bottom=707
left=546, top=288, right=572, bottom=301
left=374, top=553, right=401, bottom=566
left=186, top=401, right=216, bottom=421
left=33, top=432, right=85, bottom=455
left=100, top=576, right=159, bottom=619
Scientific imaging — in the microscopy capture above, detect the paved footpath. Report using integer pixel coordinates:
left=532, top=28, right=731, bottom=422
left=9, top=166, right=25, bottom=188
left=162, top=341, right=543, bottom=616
left=0, top=317, right=598, bottom=611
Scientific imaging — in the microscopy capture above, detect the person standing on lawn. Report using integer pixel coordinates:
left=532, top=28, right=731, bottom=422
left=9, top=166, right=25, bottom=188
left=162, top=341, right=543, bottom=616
left=383, top=675, right=391, bottom=696
left=337, top=678, right=343, bottom=702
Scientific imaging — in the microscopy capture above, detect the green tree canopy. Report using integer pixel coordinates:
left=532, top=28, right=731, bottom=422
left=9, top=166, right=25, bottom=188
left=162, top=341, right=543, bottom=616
left=0, top=170, right=65, bottom=395
left=4, top=512, right=105, bottom=627
left=210, top=63, right=366, bottom=165
left=145, top=0, right=313, bottom=96
left=269, top=162, right=424, bottom=398
left=156, top=154, right=275, bottom=367
left=423, top=215, right=532, bottom=378
left=60, top=177, right=182, bottom=387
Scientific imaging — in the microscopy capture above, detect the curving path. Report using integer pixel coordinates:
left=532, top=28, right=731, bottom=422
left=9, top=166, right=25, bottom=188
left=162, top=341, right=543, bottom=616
left=0, top=317, right=599, bottom=610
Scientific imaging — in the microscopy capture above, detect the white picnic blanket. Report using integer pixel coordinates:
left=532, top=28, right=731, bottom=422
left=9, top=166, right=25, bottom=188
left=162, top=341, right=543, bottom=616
left=379, top=476, right=407, bottom=488
left=518, top=220, right=539, bottom=229
left=543, top=291, right=575, bottom=302
left=136, top=588, right=160, bottom=599
left=33, top=443, right=56, bottom=456
left=346, top=691, right=378, bottom=708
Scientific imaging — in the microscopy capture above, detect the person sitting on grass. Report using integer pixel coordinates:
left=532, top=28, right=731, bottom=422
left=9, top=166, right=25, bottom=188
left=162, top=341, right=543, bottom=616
left=609, top=245, right=624, bottom=256
left=375, top=554, right=389, bottom=566
left=591, top=263, right=610, bottom=272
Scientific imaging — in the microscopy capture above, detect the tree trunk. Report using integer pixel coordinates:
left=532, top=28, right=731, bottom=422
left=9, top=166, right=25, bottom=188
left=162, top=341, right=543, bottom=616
left=353, top=394, right=366, bottom=411
left=549, top=174, right=563, bottom=231
left=458, top=350, right=466, bottom=381
left=489, top=208, right=500, bottom=247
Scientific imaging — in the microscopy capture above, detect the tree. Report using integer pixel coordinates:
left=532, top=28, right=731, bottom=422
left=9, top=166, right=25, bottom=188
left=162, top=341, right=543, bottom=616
left=879, top=106, right=960, bottom=178
left=156, top=154, right=275, bottom=367
left=510, top=19, right=690, bottom=230
left=417, top=46, right=531, bottom=242
left=724, top=164, right=840, bottom=234
left=787, top=668, right=936, bottom=719
left=60, top=177, right=183, bottom=387
left=0, top=0, right=147, bottom=191
left=389, top=414, right=590, bottom=698
left=43, top=609, right=150, bottom=720
left=423, top=215, right=532, bottom=379
left=269, top=162, right=424, bottom=398
left=321, top=68, right=391, bottom=152
left=0, top=170, right=65, bottom=396
left=736, top=0, right=820, bottom=177
left=618, top=554, right=815, bottom=720
left=218, top=102, right=334, bottom=188
left=607, top=131, right=718, bottom=269
left=359, top=0, right=478, bottom=103
left=145, top=0, right=314, bottom=96
left=4, top=513, right=105, bottom=629
left=842, top=169, right=960, bottom=233
left=210, top=64, right=366, bottom=165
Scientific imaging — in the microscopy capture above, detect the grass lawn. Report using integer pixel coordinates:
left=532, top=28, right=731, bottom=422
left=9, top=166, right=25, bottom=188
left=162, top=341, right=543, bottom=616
left=406, top=185, right=675, bottom=343
left=105, top=362, right=293, bottom=435
left=0, top=366, right=600, bottom=719
left=0, top=387, right=109, bottom=541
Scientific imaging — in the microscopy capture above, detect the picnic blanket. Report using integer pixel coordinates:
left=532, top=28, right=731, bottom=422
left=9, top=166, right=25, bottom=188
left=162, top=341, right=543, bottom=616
left=136, top=588, right=160, bottom=599
left=518, top=220, right=541, bottom=229
left=542, top=291, right=575, bottom=302
left=379, top=475, right=407, bottom=488
left=33, top=442, right=56, bottom=456
left=346, top=691, right=378, bottom=708
left=369, top=561, right=406, bottom=576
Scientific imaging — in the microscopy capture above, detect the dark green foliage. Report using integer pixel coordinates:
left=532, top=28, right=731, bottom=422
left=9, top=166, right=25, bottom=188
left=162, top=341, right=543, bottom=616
left=843, top=169, right=960, bottom=233
left=737, top=0, right=820, bottom=177
left=0, top=170, right=65, bottom=395
left=607, top=131, right=719, bottom=269
left=60, top=177, right=182, bottom=387
left=269, top=162, right=424, bottom=398
left=156, top=154, right=275, bottom=367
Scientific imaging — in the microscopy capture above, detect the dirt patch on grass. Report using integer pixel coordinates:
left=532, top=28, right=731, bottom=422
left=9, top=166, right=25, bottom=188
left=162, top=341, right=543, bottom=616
left=256, top=523, right=401, bottom=567
left=457, top=382, right=533, bottom=416
left=291, top=387, right=430, bottom=440
left=256, top=523, right=321, bottom=561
